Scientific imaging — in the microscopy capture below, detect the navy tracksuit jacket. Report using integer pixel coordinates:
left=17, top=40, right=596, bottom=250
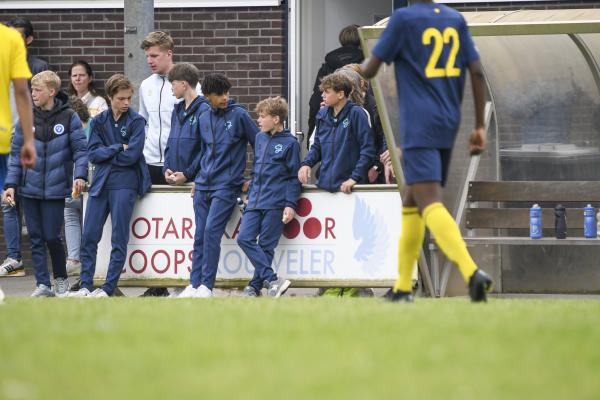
left=163, top=95, right=210, bottom=181
left=301, top=101, right=376, bottom=192
left=80, top=108, right=151, bottom=295
left=5, top=93, right=87, bottom=288
left=190, top=100, right=259, bottom=289
left=237, top=130, right=301, bottom=292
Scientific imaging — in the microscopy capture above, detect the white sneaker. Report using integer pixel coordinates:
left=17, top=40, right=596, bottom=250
left=68, top=287, right=91, bottom=298
left=54, top=277, right=70, bottom=297
left=66, top=260, right=81, bottom=276
left=90, top=288, right=109, bottom=298
left=194, top=285, right=212, bottom=298
left=176, top=285, right=197, bottom=298
left=0, top=286, right=5, bottom=304
left=31, top=284, right=55, bottom=297
left=0, top=257, right=24, bottom=277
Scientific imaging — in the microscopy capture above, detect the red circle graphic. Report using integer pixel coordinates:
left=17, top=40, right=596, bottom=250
left=296, top=198, right=312, bottom=217
left=303, top=217, right=322, bottom=239
left=283, top=218, right=301, bottom=239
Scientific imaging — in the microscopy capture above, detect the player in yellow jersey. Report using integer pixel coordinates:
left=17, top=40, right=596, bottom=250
left=361, top=0, right=492, bottom=302
left=0, top=23, right=36, bottom=286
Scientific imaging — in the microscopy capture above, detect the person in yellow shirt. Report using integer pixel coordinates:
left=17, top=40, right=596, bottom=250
left=0, top=23, right=36, bottom=169
left=0, top=23, right=37, bottom=280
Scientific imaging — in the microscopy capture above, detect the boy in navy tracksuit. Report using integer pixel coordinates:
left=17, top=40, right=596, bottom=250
left=237, top=97, right=300, bottom=298
left=178, top=73, right=258, bottom=298
left=298, top=72, right=375, bottom=193
left=3, top=71, right=87, bottom=297
left=163, top=63, right=209, bottom=186
left=70, top=74, right=151, bottom=298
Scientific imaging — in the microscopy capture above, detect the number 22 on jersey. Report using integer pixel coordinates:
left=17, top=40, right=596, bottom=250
left=422, top=27, right=461, bottom=79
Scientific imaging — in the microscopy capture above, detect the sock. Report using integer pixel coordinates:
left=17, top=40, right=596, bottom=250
left=422, top=202, right=477, bottom=282
left=393, top=207, right=425, bottom=293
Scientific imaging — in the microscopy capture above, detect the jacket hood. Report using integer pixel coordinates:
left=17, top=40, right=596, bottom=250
left=324, top=46, right=364, bottom=71
left=35, top=90, right=71, bottom=119
left=317, top=100, right=357, bottom=125
left=211, top=98, right=245, bottom=114
left=175, top=95, right=209, bottom=116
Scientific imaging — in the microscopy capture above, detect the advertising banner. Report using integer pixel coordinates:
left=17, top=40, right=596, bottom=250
left=88, top=187, right=405, bottom=287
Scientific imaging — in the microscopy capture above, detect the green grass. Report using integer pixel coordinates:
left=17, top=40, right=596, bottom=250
left=1, top=297, right=600, bottom=400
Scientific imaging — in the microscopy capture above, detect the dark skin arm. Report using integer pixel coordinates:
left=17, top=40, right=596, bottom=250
left=360, top=56, right=383, bottom=80
left=12, top=78, right=36, bottom=168
left=468, top=59, right=486, bottom=155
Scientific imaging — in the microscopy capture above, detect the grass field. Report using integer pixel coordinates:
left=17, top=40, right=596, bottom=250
left=1, top=297, right=600, bottom=400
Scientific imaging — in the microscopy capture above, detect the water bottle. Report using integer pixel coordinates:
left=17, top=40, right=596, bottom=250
left=236, top=197, right=246, bottom=213
left=555, top=204, right=567, bottom=239
left=530, top=204, right=542, bottom=239
left=597, top=211, right=600, bottom=239
left=584, top=204, right=596, bottom=238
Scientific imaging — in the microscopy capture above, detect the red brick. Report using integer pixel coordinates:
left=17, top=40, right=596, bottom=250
left=215, top=29, right=238, bottom=38
left=226, top=54, right=248, bottom=62
left=83, top=14, right=104, bottom=21
left=249, top=54, right=270, bottom=62
left=249, top=37, right=270, bottom=45
left=204, top=38, right=226, bottom=46
left=215, top=12, right=236, bottom=20
left=226, top=37, right=248, bottom=45
left=192, top=29, right=215, bottom=38
left=93, top=22, right=116, bottom=30
left=61, top=14, right=82, bottom=21
left=227, top=21, right=249, bottom=29
left=261, top=29, right=282, bottom=37
left=237, top=46, right=260, bottom=54
left=249, top=21, right=270, bottom=29
left=61, top=31, right=82, bottom=39
left=193, top=12, right=216, bottom=21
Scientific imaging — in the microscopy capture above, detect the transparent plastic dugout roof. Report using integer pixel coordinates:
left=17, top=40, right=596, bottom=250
left=359, top=9, right=600, bottom=209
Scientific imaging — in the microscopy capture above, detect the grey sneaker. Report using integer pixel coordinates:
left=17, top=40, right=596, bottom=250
left=242, top=285, right=260, bottom=297
left=54, top=278, right=70, bottom=297
left=31, top=284, right=55, bottom=297
left=0, top=257, right=24, bottom=277
left=65, top=260, right=81, bottom=276
left=267, top=278, right=291, bottom=298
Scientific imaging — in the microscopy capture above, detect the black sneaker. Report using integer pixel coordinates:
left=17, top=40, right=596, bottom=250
left=468, top=269, right=493, bottom=302
left=140, top=287, right=170, bottom=297
left=387, top=290, right=414, bottom=303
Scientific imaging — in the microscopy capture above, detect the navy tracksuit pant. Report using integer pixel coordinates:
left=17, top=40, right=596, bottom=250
left=191, top=189, right=237, bottom=289
left=80, top=189, right=136, bottom=295
left=20, top=197, right=66, bottom=287
left=237, top=209, right=285, bottom=292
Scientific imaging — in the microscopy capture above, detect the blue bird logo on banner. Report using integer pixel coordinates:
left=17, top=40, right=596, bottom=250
left=352, top=196, right=388, bottom=275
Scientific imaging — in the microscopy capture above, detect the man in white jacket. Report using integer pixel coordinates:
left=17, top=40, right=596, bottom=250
left=139, top=31, right=178, bottom=185
left=139, top=31, right=201, bottom=296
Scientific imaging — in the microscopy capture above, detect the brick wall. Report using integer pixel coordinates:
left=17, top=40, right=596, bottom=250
left=0, top=6, right=286, bottom=113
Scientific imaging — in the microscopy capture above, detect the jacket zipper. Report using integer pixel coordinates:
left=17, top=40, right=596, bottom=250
left=42, top=125, right=48, bottom=199
left=208, top=111, right=217, bottom=189
left=253, top=135, right=274, bottom=207
left=158, top=76, right=165, bottom=163
left=330, top=123, right=335, bottom=190
left=175, top=107, right=182, bottom=171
